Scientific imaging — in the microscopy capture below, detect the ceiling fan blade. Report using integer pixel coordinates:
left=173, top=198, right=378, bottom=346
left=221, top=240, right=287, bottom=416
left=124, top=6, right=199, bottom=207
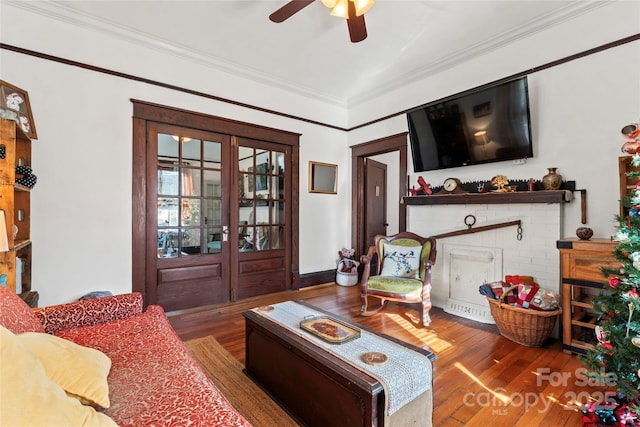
left=346, top=1, right=367, bottom=43
left=269, top=0, right=315, bottom=23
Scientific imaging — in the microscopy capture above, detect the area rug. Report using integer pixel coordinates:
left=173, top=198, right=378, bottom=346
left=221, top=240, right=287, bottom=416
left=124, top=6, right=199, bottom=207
left=185, top=336, right=300, bottom=427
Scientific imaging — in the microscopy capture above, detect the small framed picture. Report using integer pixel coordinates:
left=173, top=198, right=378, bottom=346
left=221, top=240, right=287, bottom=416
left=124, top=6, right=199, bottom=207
left=0, top=80, right=37, bottom=139
left=309, top=161, right=338, bottom=194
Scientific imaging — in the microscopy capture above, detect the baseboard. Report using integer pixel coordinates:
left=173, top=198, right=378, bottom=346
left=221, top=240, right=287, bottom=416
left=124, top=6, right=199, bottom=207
left=298, top=269, right=336, bottom=288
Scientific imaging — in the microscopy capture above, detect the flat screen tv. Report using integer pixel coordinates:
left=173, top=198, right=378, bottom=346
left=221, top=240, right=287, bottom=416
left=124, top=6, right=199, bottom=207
left=407, top=76, right=533, bottom=172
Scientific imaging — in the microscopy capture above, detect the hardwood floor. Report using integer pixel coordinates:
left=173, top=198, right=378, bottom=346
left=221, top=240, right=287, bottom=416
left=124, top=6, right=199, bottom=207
left=168, top=283, right=603, bottom=426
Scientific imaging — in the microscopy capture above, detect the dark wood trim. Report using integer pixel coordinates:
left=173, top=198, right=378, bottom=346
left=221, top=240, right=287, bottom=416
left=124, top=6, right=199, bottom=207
left=131, top=117, right=147, bottom=299
left=351, top=133, right=408, bottom=259
left=132, top=99, right=301, bottom=145
left=3, top=34, right=638, bottom=131
left=402, top=190, right=569, bottom=205
left=298, top=270, right=336, bottom=288
left=0, top=43, right=347, bottom=132
left=291, top=144, right=301, bottom=290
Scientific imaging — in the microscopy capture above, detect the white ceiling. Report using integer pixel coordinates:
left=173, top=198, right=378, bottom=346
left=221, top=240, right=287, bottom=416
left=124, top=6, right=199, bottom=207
left=35, top=1, right=607, bottom=106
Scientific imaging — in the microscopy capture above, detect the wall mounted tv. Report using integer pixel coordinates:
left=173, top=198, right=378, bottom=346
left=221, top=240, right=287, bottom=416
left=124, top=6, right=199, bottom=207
left=407, top=76, right=533, bottom=172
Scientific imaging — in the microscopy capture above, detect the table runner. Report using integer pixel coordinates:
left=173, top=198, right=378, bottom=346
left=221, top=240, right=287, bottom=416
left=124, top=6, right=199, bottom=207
left=251, top=301, right=432, bottom=416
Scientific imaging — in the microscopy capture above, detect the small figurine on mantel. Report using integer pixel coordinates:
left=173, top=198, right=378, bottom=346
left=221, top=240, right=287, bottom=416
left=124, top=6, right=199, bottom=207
left=408, top=176, right=432, bottom=196
left=490, top=175, right=509, bottom=192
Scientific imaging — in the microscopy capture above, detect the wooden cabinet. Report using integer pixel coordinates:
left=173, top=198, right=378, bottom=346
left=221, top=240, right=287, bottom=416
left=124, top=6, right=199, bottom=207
left=619, top=155, right=640, bottom=216
left=557, top=238, right=619, bottom=355
left=0, top=118, right=37, bottom=306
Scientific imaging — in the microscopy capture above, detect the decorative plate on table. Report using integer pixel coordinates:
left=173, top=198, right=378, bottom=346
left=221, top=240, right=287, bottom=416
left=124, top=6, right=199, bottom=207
left=361, top=352, right=388, bottom=365
left=299, top=316, right=360, bottom=344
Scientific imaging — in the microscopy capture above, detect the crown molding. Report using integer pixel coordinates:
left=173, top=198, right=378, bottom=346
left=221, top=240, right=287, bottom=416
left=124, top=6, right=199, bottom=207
left=5, top=0, right=348, bottom=108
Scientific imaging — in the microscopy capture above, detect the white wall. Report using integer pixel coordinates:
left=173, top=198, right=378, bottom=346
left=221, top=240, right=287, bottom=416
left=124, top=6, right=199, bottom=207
left=1, top=1, right=638, bottom=306
left=350, top=1, right=640, bottom=242
left=0, top=3, right=350, bottom=305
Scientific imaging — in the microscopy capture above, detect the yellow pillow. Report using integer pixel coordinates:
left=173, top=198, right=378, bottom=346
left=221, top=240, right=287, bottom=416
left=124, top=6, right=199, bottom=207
left=16, top=331, right=112, bottom=408
left=0, top=326, right=118, bottom=427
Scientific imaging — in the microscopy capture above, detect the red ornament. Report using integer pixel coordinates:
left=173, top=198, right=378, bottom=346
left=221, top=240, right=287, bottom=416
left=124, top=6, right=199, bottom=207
left=610, top=278, right=621, bottom=289
left=627, top=288, right=640, bottom=298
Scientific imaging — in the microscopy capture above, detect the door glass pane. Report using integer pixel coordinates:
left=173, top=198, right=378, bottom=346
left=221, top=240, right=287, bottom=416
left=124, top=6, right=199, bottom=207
left=239, top=172, right=250, bottom=201
left=205, top=227, right=222, bottom=254
left=158, top=133, right=179, bottom=158
left=181, top=199, right=201, bottom=226
left=158, top=198, right=179, bottom=227
left=271, top=201, right=285, bottom=225
left=203, top=140, right=221, bottom=169
left=181, top=228, right=200, bottom=254
left=203, top=170, right=221, bottom=196
left=182, top=168, right=201, bottom=197
left=273, top=151, right=285, bottom=175
left=158, top=229, right=179, bottom=258
left=182, top=139, right=201, bottom=163
left=268, top=225, right=284, bottom=249
left=203, top=199, right=221, bottom=225
left=271, top=175, right=284, bottom=198
left=158, top=167, right=179, bottom=195
left=239, top=146, right=253, bottom=172
left=240, top=205, right=255, bottom=225
left=254, top=206, right=269, bottom=225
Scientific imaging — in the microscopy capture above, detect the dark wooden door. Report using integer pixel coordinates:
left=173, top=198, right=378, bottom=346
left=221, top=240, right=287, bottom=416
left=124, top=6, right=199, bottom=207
left=232, top=138, right=291, bottom=299
left=364, top=158, right=387, bottom=247
left=149, top=123, right=232, bottom=311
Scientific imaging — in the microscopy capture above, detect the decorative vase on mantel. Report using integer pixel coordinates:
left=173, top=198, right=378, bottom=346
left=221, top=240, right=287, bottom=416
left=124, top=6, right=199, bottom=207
left=542, top=167, right=562, bottom=190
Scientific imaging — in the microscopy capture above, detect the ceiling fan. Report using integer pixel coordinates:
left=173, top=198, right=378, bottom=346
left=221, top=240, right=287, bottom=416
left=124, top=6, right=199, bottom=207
left=269, top=0, right=375, bottom=43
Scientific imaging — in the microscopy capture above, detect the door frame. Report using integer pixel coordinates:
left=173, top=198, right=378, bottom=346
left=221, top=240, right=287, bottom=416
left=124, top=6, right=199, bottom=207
left=132, top=100, right=301, bottom=306
left=350, top=132, right=408, bottom=257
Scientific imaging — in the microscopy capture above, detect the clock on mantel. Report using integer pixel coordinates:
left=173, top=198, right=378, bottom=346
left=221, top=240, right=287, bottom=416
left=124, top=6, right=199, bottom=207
left=437, top=177, right=467, bottom=194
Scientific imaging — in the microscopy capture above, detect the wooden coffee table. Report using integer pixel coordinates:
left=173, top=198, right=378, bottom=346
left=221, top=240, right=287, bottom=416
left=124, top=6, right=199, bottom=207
left=242, top=301, right=435, bottom=427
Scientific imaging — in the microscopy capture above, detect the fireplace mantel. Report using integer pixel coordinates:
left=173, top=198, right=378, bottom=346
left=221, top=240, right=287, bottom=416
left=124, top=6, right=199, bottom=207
left=403, top=190, right=570, bottom=205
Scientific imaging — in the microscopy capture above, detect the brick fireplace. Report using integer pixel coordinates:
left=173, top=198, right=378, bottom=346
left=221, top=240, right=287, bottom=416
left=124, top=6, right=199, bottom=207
left=406, top=192, right=569, bottom=323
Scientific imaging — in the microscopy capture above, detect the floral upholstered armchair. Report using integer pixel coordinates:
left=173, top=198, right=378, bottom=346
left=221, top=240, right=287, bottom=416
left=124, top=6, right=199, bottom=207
left=360, top=232, right=437, bottom=327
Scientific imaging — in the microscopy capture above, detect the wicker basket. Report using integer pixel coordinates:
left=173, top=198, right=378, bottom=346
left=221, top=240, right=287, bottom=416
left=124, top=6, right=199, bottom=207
left=486, top=285, right=562, bottom=347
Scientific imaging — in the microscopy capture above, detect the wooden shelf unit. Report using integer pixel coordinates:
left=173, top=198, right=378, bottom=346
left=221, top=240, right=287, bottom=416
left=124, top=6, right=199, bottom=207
left=0, top=118, right=37, bottom=306
left=557, top=238, right=619, bottom=355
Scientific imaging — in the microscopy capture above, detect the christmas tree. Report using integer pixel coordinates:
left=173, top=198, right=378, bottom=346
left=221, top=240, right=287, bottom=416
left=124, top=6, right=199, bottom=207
left=581, top=146, right=640, bottom=423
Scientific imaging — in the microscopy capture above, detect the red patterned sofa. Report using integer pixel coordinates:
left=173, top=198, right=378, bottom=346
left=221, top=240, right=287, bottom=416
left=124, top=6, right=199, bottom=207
left=0, top=286, right=251, bottom=426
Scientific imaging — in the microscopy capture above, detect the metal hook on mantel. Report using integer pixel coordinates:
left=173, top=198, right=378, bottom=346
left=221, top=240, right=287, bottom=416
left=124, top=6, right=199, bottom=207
left=432, top=219, right=523, bottom=241
left=464, top=215, right=476, bottom=229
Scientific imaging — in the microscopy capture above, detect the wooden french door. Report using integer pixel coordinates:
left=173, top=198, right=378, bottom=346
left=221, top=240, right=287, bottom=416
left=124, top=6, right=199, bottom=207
left=132, top=100, right=299, bottom=312
left=150, top=123, right=232, bottom=311
left=233, top=138, right=291, bottom=300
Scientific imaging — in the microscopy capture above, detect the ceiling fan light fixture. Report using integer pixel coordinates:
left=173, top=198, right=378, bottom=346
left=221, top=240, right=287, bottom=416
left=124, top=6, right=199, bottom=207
left=353, top=0, right=374, bottom=16
left=321, top=0, right=337, bottom=8
left=330, top=0, right=349, bottom=19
